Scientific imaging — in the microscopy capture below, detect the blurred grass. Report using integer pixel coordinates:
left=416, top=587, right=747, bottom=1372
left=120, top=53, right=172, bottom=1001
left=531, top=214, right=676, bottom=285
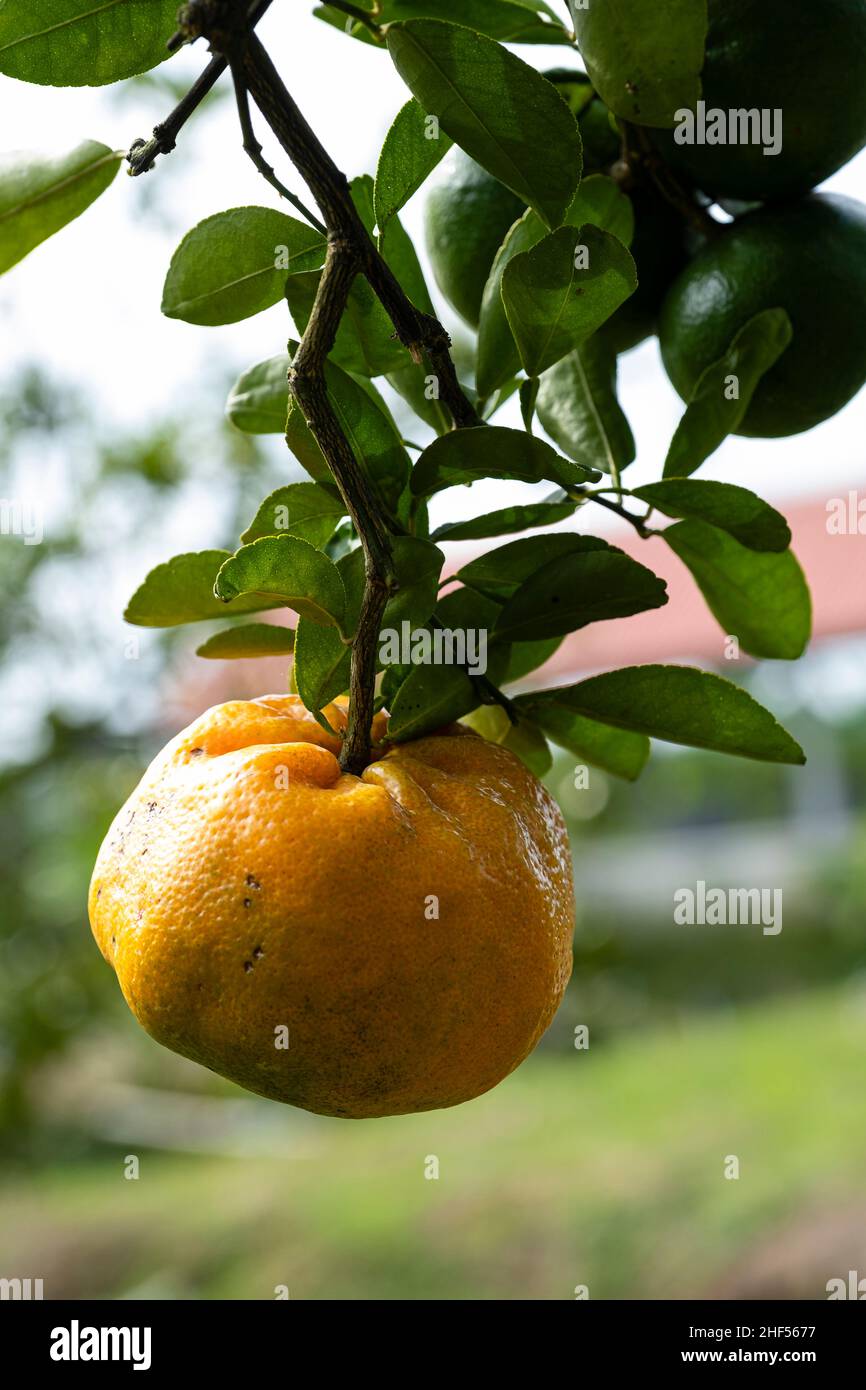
left=4, top=986, right=866, bottom=1300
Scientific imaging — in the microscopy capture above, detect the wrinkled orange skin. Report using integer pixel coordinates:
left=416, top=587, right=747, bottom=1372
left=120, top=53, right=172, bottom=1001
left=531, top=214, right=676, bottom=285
left=89, top=696, right=575, bottom=1118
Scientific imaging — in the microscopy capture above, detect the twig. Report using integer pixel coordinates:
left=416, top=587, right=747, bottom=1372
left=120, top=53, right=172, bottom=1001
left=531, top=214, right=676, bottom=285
left=324, top=0, right=383, bottom=37
left=230, top=61, right=327, bottom=232
left=127, top=0, right=274, bottom=177
left=240, top=32, right=481, bottom=430
left=618, top=121, right=723, bottom=240
left=570, top=487, right=655, bottom=539
left=289, top=242, right=396, bottom=773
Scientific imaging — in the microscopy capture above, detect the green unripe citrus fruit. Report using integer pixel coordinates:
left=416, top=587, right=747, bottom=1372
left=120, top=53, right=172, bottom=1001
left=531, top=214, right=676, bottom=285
left=425, top=147, right=527, bottom=328
left=654, top=0, right=866, bottom=202
left=659, top=194, right=866, bottom=437
left=426, top=71, right=621, bottom=330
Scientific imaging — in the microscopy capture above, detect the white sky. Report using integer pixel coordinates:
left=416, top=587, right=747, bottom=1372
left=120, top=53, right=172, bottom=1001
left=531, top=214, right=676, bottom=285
left=1, top=4, right=866, bottom=518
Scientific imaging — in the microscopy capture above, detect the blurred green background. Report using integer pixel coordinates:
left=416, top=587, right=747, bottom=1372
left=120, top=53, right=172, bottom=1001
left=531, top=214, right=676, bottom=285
left=2, top=361, right=866, bottom=1301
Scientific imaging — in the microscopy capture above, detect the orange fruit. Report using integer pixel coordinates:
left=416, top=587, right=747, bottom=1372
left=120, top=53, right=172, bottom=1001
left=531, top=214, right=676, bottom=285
left=89, top=695, right=574, bottom=1118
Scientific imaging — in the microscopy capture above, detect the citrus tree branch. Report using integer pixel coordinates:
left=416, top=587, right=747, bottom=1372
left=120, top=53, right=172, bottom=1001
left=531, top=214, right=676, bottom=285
left=166, top=1, right=483, bottom=771
left=238, top=30, right=481, bottom=428
left=128, top=0, right=275, bottom=175
left=289, top=241, right=396, bottom=774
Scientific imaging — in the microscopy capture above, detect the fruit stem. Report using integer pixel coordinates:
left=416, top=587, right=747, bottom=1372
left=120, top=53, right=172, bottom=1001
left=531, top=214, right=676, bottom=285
left=618, top=120, right=725, bottom=241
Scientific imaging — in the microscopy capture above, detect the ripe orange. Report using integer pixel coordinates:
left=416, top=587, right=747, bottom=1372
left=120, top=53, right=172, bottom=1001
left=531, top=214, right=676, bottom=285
left=89, top=695, right=574, bottom=1118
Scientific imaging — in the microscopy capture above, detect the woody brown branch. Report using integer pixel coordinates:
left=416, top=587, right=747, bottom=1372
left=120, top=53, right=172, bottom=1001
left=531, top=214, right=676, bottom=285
left=174, top=1, right=481, bottom=771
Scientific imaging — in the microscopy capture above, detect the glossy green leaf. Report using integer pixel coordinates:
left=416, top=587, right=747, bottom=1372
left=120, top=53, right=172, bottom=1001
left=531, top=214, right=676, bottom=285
left=541, top=665, right=806, bottom=765
left=502, top=225, right=637, bottom=378
left=240, top=483, right=345, bottom=549
left=411, top=426, right=599, bottom=499
left=386, top=586, right=509, bottom=741
left=285, top=358, right=410, bottom=514
left=196, top=624, right=296, bottom=660
left=573, top=0, right=708, bottom=128
left=0, top=0, right=179, bottom=86
left=632, top=480, right=791, bottom=552
left=536, top=338, right=636, bottom=475
left=513, top=690, right=650, bottom=780
left=215, top=537, right=347, bottom=630
left=431, top=492, right=577, bottom=543
left=124, top=551, right=283, bottom=627
left=387, top=19, right=581, bottom=229
left=0, top=142, right=121, bottom=274
left=387, top=361, right=451, bottom=434
left=162, top=208, right=325, bottom=326
left=663, top=520, right=811, bottom=660
left=226, top=355, right=291, bottom=434
left=374, top=98, right=453, bottom=231
left=477, top=178, right=634, bottom=401
left=494, top=547, right=668, bottom=642
left=293, top=617, right=352, bottom=713
left=294, top=536, right=444, bottom=715
left=319, top=0, right=569, bottom=45
left=503, top=636, right=563, bottom=684
left=458, top=533, right=612, bottom=603
left=664, top=309, right=793, bottom=478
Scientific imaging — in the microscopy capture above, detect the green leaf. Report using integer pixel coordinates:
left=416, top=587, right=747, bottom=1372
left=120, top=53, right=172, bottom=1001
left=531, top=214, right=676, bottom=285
left=379, top=205, right=436, bottom=315
left=226, top=355, right=291, bottom=434
left=513, top=690, right=650, bottom=780
left=536, top=338, right=636, bottom=475
left=0, top=142, right=121, bottom=274
left=664, top=309, right=793, bottom=478
left=502, top=225, right=637, bottom=378
left=294, top=536, right=444, bottom=716
left=387, top=664, right=479, bottom=739
left=458, top=533, right=613, bottom=602
left=573, top=0, right=708, bottom=128
left=463, top=705, right=553, bottom=777
left=319, top=0, right=570, bottom=45
left=386, top=585, right=508, bottom=740
left=410, top=425, right=599, bottom=498
left=293, top=617, right=352, bottom=713
left=285, top=357, right=410, bottom=514
left=0, top=0, right=179, bottom=86
left=215, top=537, right=347, bottom=630
left=124, top=551, right=283, bottom=628
left=339, top=536, right=445, bottom=638
left=477, top=178, right=634, bottom=402
left=240, top=483, right=345, bottom=549
left=431, top=492, right=577, bottom=543
left=504, top=636, right=563, bottom=683
left=387, top=361, right=451, bottom=434
left=196, top=624, right=296, bottom=660
left=386, top=19, right=582, bottom=229
left=540, top=665, right=806, bottom=765
left=374, top=98, right=453, bottom=231
left=494, top=547, right=668, bottom=642
left=162, top=208, right=325, bottom=326
left=663, top=520, right=811, bottom=660
left=632, top=480, right=791, bottom=552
